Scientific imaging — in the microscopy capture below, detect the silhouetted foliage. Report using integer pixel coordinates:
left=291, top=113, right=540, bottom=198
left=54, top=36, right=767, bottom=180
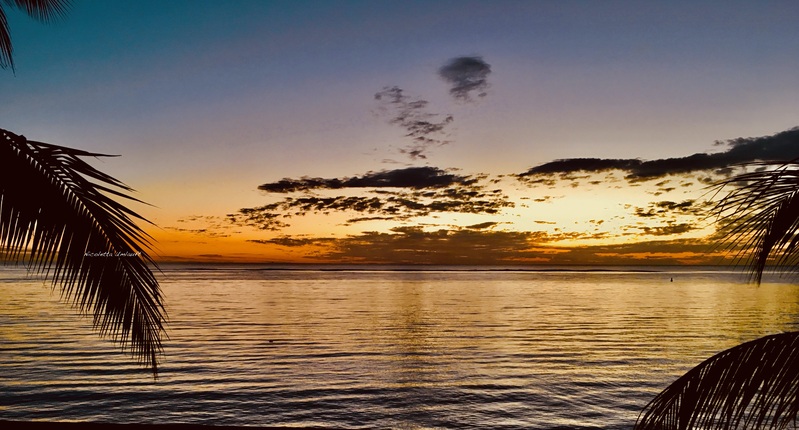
left=0, top=0, right=71, bottom=71
left=636, top=332, right=799, bottom=429
left=710, top=160, right=799, bottom=284
left=0, top=128, right=166, bottom=375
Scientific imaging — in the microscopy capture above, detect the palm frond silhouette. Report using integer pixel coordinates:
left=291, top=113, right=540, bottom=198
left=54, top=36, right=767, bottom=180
left=710, top=160, right=799, bottom=284
left=635, top=332, right=799, bottom=429
left=636, top=160, right=799, bottom=429
left=1, top=0, right=70, bottom=71
left=1, top=128, right=166, bottom=375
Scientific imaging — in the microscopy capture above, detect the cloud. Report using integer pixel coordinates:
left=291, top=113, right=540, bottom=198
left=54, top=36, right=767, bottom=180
left=343, top=216, right=399, bottom=225
left=465, top=221, right=499, bottom=230
left=632, top=200, right=707, bottom=218
left=247, top=226, right=717, bottom=265
left=251, top=226, right=548, bottom=264
left=227, top=207, right=289, bottom=231
left=167, top=215, right=236, bottom=237
left=249, top=236, right=333, bottom=247
left=258, top=166, right=475, bottom=193
left=164, top=227, right=230, bottom=238
left=438, top=56, right=492, bottom=101
left=231, top=167, right=513, bottom=231
left=232, top=190, right=512, bottom=230
left=374, top=86, right=454, bottom=160
left=518, top=126, right=799, bottom=181
left=631, top=223, right=697, bottom=236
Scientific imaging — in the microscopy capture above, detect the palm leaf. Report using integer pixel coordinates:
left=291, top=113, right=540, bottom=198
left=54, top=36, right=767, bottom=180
left=0, top=4, right=13, bottom=69
left=708, top=160, right=799, bottom=284
left=635, top=332, right=799, bottom=430
left=3, top=0, right=71, bottom=22
left=0, top=128, right=166, bottom=376
left=0, top=0, right=71, bottom=70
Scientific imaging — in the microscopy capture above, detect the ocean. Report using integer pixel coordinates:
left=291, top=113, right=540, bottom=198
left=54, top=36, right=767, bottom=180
left=1, top=264, right=798, bottom=429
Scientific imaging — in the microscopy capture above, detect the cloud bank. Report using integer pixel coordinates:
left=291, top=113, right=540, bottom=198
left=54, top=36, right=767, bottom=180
left=518, top=127, right=799, bottom=180
left=250, top=228, right=717, bottom=265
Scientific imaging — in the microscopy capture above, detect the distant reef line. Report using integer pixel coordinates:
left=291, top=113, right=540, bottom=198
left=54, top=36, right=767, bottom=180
left=171, top=266, right=664, bottom=273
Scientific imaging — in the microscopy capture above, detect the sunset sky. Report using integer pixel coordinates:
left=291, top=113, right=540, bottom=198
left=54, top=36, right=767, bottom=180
left=3, top=0, right=799, bottom=264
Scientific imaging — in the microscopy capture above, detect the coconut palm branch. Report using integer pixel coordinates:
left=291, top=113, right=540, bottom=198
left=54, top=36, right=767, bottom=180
left=0, top=128, right=166, bottom=376
left=708, top=160, right=799, bottom=284
left=635, top=160, right=799, bottom=429
left=1, top=0, right=71, bottom=71
left=635, top=331, right=799, bottom=430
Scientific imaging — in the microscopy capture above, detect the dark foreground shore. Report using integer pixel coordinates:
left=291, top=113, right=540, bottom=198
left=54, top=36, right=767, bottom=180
left=0, top=421, right=330, bottom=430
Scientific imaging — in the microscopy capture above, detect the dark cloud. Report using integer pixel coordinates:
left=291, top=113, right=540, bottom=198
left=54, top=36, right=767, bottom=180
left=374, top=86, right=454, bottom=159
left=641, top=223, right=695, bottom=236
left=251, top=227, right=548, bottom=265
left=250, top=236, right=333, bottom=247
left=343, top=216, right=400, bottom=225
left=518, top=126, right=799, bottom=181
left=438, top=56, right=492, bottom=102
left=227, top=208, right=288, bottom=231
left=524, top=159, right=642, bottom=176
left=246, top=226, right=715, bottom=265
left=231, top=167, right=513, bottom=231
left=465, top=221, right=499, bottom=230
left=558, top=238, right=720, bottom=265
left=259, top=166, right=475, bottom=193
left=632, top=200, right=709, bottom=220
left=232, top=190, right=512, bottom=230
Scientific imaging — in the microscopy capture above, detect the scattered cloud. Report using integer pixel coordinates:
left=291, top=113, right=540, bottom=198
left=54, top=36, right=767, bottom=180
left=438, top=56, right=492, bottom=102
left=167, top=215, right=235, bottom=237
left=228, top=208, right=289, bottom=231
left=632, top=200, right=705, bottom=218
left=374, top=86, right=454, bottom=159
left=632, top=222, right=697, bottom=236
left=165, top=227, right=230, bottom=238
left=230, top=167, right=513, bottom=231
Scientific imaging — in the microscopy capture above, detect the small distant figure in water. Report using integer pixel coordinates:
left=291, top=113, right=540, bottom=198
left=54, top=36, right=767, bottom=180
left=670, top=277, right=673, bottom=282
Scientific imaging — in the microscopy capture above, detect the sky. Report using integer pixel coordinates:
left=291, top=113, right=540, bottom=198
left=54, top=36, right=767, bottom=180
left=3, top=0, right=799, bottom=265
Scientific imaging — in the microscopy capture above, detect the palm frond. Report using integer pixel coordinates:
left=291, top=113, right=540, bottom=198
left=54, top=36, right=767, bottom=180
left=4, top=0, right=71, bottom=22
left=0, top=0, right=71, bottom=70
left=635, top=331, right=799, bottom=430
left=708, top=160, right=799, bottom=284
left=0, top=128, right=166, bottom=376
left=0, top=5, right=13, bottom=69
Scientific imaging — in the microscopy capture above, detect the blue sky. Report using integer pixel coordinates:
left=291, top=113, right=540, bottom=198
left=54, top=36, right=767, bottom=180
left=3, top=1, right=799, bottom=263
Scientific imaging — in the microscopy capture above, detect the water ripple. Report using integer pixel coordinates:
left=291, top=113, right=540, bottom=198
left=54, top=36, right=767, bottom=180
left=1, top=265, right=798, bottom=429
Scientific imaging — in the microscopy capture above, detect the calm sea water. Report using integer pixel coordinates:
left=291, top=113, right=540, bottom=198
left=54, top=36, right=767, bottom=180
left=1, top=264, right=798, bottom=429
